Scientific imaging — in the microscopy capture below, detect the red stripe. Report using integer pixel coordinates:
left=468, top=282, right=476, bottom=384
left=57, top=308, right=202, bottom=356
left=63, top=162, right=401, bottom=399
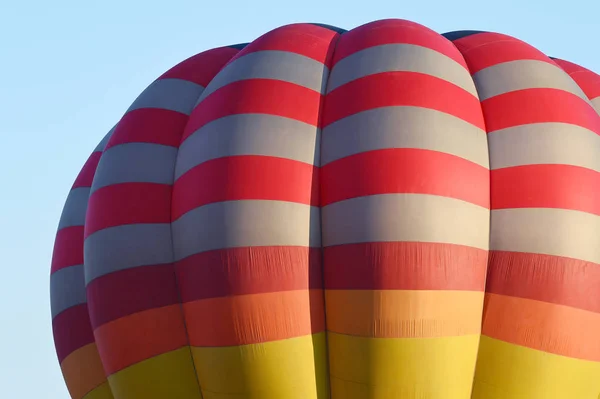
left=453, top=32, right=553, bottom=74
left=84, top=183, right=171, bottom=238
left=172, top=156, right=319, bottom=219
left=72, top=152, right=102, bottom=189
left=51, top=226, right=84, bottom=273
left=182, top=79, right=322, bottom=141
left=577, top=75, right=600, bottom=100
left=321, top=148, right=489, bottom=207
left=553, top=58, right=600, bottom=99
left=324, top=242, right=488, bottom=291
left=53, top=304, right=95, bottom=363
left=553, top=58, right=583, bottom=75
left=482, top=88, right=600, bottom=134
left=86, top=264, right=180, bottom=329
left=158, top=46, right=240, bottom=86
left=227, top=23, right=339, bottom=65
left=491, top=164, right=600, bottom=214
left=332, top=19, right=468, bottom=69
left=322, top=72, right=484, bottom=129
left=105, top=108, right=188, bottom=149
left=487, top=250, right=600, bottom=314
left=176, top=246, right=323, bottom=303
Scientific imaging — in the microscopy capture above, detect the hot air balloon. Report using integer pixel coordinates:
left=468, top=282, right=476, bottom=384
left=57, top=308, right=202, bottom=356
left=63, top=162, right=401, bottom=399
left=50, top=18, right=600, bottom=399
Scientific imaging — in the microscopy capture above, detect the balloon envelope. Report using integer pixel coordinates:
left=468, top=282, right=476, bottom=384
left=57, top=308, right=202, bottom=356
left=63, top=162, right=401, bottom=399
left=50, top=19, right=600, bottom=399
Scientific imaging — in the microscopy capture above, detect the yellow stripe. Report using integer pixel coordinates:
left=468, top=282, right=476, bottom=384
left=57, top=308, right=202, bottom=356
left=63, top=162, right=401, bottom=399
left=191, top=332, right=329, bottom=399
left=82, top=382, right=113, bottom=399
left=106, top=347, right=201, bottom=399
left=472, top=336, right=600, bottom=398
left=328, top=332, right=480, bottom=398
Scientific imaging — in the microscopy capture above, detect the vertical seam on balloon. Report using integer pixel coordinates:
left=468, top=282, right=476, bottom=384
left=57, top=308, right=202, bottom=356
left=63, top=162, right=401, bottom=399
left=317, top=27, right=345, bottom=398
left=168, top=101, right=206, bottom=399
left=443, top=31, right=493, bottom=399
left=167, top=49, right=240, bottom=398
left=81, top=129, right=117, bottom=399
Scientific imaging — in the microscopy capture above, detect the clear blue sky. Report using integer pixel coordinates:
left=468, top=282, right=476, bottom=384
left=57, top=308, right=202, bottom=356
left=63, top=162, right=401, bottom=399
left=0, top=0, right=597, bottom=397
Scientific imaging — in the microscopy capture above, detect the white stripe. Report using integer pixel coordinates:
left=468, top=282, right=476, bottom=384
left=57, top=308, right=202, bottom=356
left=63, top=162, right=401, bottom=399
left=474, top=60, right=590, bottom=102
left=172, top=200, right=321, bottom=261
left=51, top=265, right=86, bottom=318
left=327, top=43, right=477, bottom=97
left=176, top=114, right=319, bottom=179
left=91, top=143, right=177, bottom=192
left=321, top=106, right=488, bottom=167
left=591, top=97, right=600, bottom=115
left=322, top=194, right=489, bottom=249
left=197, top=50, right=329, bottom=104
left=128, top=78, right=204, bottom=115
left=57, top=187, right=90, bottom=230
left=488, top=122, right=600, bottom=171
left=84, top=223, right=173, bottom=285
left=491, top=208, right=600, bottom=264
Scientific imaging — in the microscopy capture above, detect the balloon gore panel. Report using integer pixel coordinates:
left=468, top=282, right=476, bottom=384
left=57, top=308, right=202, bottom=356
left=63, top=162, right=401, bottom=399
left=50, top=19, right=600, bottom=399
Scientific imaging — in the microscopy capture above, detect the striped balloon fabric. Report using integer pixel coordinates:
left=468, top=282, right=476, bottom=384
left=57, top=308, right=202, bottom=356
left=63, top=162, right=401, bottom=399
left=50, top=19, right=600, bottom=399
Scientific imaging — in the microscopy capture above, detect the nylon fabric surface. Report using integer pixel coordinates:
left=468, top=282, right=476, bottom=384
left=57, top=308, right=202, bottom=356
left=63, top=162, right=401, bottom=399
left=50, top=19, right=600, bottom=399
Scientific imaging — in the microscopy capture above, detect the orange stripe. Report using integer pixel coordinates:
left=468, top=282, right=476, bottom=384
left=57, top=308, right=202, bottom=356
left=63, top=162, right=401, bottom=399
left=184, top=289, right=325, bottom=346
left=325, top=290, right=484, bottom=338
left=94, top=304, right=189, bottom=375
left=61, top=343, right=108, bottom=399
left=482, top=293, right=600, bottom=361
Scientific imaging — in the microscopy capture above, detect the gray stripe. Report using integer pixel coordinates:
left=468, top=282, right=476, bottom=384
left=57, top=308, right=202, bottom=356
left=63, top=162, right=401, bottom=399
left=127, top=78, right=204, bottom=116
left=322, top=194, right=489, bottom=249
left=91, top=143, right=178, bottom=192
left=197, top=51, right=329, bottom=104
left=57, top=187, right=91, bottom=230
left=321, top=106, right=489, bottom=167
left=592, top=98, right=600, bottom=114
left=488, top=123, right=600, bottom=171
left=491, top=208, right=600, bottom=264
left=172, top=200, right=321, bottom=261
left=474, top=60, right=590, bottom=102
left=94, top=127, right=115, bottom=152
left=176, top=114, right=319, bottom=179
left=84, top=223, right=173, bottom=285
left=51, top=265, right=86, bottom=318
left=327, top=43, right=478, bottom=97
